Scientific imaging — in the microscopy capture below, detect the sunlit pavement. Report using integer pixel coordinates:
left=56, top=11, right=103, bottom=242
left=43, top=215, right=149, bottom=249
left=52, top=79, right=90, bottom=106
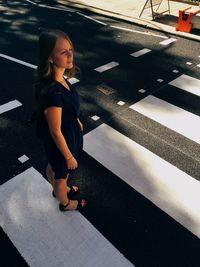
left=0, top=1, right=200, bottom=266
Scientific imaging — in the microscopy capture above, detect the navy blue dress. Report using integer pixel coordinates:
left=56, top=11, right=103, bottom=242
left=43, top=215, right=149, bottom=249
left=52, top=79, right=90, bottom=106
left=42, top=81, right=83, bottom=179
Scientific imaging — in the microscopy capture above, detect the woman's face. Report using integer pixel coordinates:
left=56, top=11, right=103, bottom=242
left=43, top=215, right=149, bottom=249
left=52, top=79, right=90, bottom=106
left=50, top=37, right=73, bottom=70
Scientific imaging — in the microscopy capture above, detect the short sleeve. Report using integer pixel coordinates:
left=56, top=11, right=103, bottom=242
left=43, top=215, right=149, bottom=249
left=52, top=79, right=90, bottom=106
left=44, top=90, right=63, bottom=109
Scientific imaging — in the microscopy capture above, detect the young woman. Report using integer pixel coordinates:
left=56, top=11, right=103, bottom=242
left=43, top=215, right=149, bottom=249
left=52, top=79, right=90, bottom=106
left=35, top=29, right=86, bottom=211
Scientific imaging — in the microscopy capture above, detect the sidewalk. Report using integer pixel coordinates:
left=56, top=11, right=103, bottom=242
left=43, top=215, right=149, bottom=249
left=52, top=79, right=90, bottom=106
left=56, top=0, right=200, bottom=41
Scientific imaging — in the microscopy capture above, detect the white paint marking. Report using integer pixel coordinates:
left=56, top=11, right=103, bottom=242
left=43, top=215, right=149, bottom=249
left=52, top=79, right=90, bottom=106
left=0, top=167, right=134, bottom=267
left=169, top=74, right=200, bottom=97
left=110, top=25, right=168, bottom=39
left=38, top=4, right=76, bottom=12
left=186, top=62, right=192, bottom=65
left=172, top=69, right=179, bottom=73
left=0, top=100, right=22, bottom=114
left=0, top=53, right=37, bottom=69
left=130, top=95, right=200, bottom=144
left=84, top=124, right=200, bottom=238
left=94, top=61, right=119, bottom=72
left=25, top=0, right=76, bottom=12
left=117, top=101, right=125, bottom=106
left=77, top=12, right=107, bottom=25
left=91, top=115, right=100, bottom=121
left=18, top=155, right=29, bottom=163
left=138, top=89, right=146, bottom=93
left=130, top=48, right=151, bottom=58
left=159, top=38, right=177, bottom=45
left=157, top=78, right=164, bottom=83
left=25, top=0, right=37, bottom=5
left=68, top=77, right=80, bottom=85
left=197, top=64, right=200, bottom=68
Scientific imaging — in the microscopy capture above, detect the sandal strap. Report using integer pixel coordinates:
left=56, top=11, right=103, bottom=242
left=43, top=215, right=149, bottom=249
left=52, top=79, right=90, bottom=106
left=62, top=200, right=70, bottom=208
left=53, top=186, right=79, bottom=199
left=59, top=200, right=70, bottom=212
left=59, top=199, right=86, bottom=212
left=68, top=186, right=79, bottom=198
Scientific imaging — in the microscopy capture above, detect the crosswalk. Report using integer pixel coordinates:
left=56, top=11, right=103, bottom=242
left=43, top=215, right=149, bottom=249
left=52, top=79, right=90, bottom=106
left=169, top=74, right=200, bottom=96
left=0, top=16, right=200, bottom=265
left=83, top=123, right=200, bottom=238
left=0, top=168, right=134, bottom=267
left=83, top=70, right=200, bottom=238
left=130, top=95, right=200, bottom=144
left=0, top=100, right=22, bottom=114
left=1, top=69, right=200, bottom=266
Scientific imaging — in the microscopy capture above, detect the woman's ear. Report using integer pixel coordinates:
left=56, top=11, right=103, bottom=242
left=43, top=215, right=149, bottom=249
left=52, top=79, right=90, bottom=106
left=48, top=57, right=53, bottom=64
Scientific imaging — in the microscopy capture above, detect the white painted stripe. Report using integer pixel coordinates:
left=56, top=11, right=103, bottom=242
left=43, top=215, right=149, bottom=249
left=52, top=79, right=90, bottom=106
left=91, top=115, right=100, bottom=121
left=117, top=101, right=125, bottom=106
left=77, top=12, right=107, bottom=25
left=130, top=48, right=151, bottom=58
left=18, top=155, right=29, bottom=163
left=0, top=53, right=37, bottom=69
left=110, top=25, right=168, bottom=39
left=172, top=69, right=179, bottom=73
left=94, top=61, right=119, bottom=72
left=0, top=167, right=134, bottom=267
left=157, top=78, right=164, bottom=83
left=68, top=77, right=80, bottom=85
left=138, top=89, right=146, bottom=93
left=25, top=0, right=37, bottom=5
left=159, top=38, right=177, bottom=45
left=169, top=74, right=200, bottom=97
left=0, top=100, right=22, bottom=114
left=129, top=95, right=200, bottom=144
left=38, top=4, right=76, bottom=12
left=25, top=0, right=76, bottom=12
left=83, top=124, right=200, bottom=238
left=197, top=64, right=200, bottom=67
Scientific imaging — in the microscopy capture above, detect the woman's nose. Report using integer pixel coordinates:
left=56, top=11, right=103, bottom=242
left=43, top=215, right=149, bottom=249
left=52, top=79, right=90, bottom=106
left=66, top=50, right=73, bottom=57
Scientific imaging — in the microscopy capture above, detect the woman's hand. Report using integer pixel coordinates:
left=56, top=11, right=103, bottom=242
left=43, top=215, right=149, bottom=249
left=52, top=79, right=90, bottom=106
left=77, top=118, right=83, bottom=131
left=66, top=156, right=78, bottom=170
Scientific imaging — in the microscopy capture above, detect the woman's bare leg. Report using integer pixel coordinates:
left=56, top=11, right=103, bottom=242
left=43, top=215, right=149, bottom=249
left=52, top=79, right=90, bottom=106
left=46, top=163, right=55, bottom=188
left=54, top=178, right=69, bottom=206
left=54, top=177, right=86, bottom=209
left=46, top=164, right=78, bottom=194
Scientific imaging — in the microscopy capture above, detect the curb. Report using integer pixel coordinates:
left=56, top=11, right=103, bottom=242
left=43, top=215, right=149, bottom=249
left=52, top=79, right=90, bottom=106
left=55, top=0, right=200, bottom=42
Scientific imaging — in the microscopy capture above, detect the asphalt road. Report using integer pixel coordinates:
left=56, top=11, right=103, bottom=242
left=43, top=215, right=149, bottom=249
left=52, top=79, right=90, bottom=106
left=0, top=1, right=200, bottom=267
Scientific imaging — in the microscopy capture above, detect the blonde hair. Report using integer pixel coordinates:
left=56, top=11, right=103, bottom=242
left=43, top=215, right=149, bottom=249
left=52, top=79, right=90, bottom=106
left=35, top=29, right=76, bottom=102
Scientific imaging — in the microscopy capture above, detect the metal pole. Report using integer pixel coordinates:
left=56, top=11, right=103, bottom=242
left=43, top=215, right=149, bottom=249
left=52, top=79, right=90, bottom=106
left=168, top=0, right=170, bottom=14
left=150, top=0, right=155, bottom=19
left=139, top=0, right=149, bottom=18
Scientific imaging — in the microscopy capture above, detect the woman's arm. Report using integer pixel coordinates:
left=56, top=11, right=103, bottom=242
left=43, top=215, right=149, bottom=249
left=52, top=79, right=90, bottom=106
left=77, top=117, right=83, bottom=131
left=45, top=107, right=78, bottom=169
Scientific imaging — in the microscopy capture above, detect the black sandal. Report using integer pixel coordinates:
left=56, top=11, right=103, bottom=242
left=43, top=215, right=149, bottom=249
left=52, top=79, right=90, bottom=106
left=52, top=186, right=79, bottom=199
left=59, top=199, right=87, bottom=212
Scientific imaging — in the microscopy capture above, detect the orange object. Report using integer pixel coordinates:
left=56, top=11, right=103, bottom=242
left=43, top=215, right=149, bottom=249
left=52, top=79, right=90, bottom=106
left=176, top=7, right=200, bottom=33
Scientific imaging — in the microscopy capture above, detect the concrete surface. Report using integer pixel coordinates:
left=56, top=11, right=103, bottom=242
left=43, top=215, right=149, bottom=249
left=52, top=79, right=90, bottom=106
left=56, top=0, right=200, bottom=41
